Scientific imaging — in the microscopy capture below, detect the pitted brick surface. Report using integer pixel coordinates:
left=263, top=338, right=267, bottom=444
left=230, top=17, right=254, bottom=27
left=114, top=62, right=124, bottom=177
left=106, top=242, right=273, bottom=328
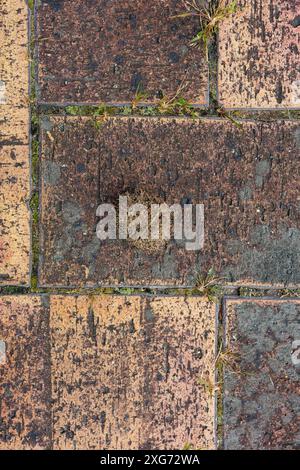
left=219, top=0, right=300, bottom=109
left=0, top=145, right=31, bottom=285
left=0, top=0, right=29, bottom=143
left=223, top=298, right=300, bottom=450
left=50, top=295, right=216, bottom=450
left=37, top=0, right=208, bottom=105
left=0, top=296, right=52, bottom=450
left=39, top=116, right=300, bottom=288
left=0, top=295, right=216, bottom=450
left=0, top=1, right=30, bottom=285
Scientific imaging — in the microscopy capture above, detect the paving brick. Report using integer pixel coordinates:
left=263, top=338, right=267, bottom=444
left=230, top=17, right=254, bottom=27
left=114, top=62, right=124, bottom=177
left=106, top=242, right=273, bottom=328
left=0, top=146, right=31, bottom=285
left=218, top=0, right=300, bottom=109
left=39, top=116, right=300, bottom=288
left=50, top=295, right=216, bottom=450
left=223, top=298, right=300, bottom=450
left=0, top=294, right=217, bottom=450
left=36, top=0, right=208, bottom=105
left=0, top=1, right=31, bottom=285
left=0, top=296, right=52, bottom=450
left=0, top=0, right=30, bottom=143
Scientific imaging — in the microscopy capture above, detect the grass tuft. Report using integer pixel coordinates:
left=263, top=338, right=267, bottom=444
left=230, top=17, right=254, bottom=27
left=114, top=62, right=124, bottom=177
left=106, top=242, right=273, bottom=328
left=217, top=107, right=244, bottom=129
left=131, top=86, right=149, bottom=110
left=156, top=82, right=199, bottom=117
left=194, top=268, right=224, bottom=302
left=172, top=0, right=238, bottom=59
left=27, top=0, right=34, bottom=11
left=215, top=343, right=241, bottom=374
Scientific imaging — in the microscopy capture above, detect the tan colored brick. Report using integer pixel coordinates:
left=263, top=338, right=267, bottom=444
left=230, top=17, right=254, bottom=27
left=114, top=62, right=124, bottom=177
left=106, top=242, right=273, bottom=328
left=0, top=294, right=216, bottom=450
left=50, top=295, right=216, bottom=450
left=0, top=1, right=31, bottom=285
left=0, top=146, right=31, bottom=285
left=0, top=0, right=30, bottom=143
left=0, top=296, right=52, bottom=450
left=218, top=0, right=300, bottom=109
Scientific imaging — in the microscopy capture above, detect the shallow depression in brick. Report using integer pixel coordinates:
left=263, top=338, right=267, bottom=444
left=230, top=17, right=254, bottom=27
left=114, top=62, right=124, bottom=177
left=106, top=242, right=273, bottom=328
left=39, top=116, right=300, bottom=288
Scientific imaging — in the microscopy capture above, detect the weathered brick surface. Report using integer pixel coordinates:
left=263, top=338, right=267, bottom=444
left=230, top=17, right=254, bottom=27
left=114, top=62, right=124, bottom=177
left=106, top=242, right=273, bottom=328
left=36, top=0, right=208, bottom=105
left=0, top=1, right=30, bottom=285
left=223, top=298, right=300, bottom=450
left=0, top=0, right=29, bottom=143
left=0, top=295, right=216, bottom=450
left=50, top=295, right=216, bottom=450
left=40, top=116, right=300, bottom=288
left=218, top=0, right=300, bottom=109
left=0, top=296, right=52, bottom=450
left=0, top=146, right=31, bottom=285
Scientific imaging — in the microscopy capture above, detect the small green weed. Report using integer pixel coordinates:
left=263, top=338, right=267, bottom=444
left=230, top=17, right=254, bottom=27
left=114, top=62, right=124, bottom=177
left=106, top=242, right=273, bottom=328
left=217, top=107, right=244, bottom=129
left=156, top=83, right=199, bottom=117
left=172, top=0, right=238, bottom=59
left=131, top=86, right=149, bottom=109
left=194, top=268, right=224, bottom=302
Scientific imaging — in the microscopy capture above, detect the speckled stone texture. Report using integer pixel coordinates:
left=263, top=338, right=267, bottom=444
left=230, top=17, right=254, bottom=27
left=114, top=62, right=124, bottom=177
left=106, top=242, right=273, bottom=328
left=50, top=295, right=216, bottom=450
left=219, top=0, right=300, bottom=109
left=0, top=0, right=30, bottom=143
left=39, top=116, right=300, bottom=288
left=223, top=298, right=300, bottom=450
left=0, top=146, right=31, bottom=285
left=0, top=295, right=216, bottom=450
left=0, top=296, right=52, bottom=450
left=0, top=1, right=31, bottom=285
left=36, top=0, right=208, bottom=105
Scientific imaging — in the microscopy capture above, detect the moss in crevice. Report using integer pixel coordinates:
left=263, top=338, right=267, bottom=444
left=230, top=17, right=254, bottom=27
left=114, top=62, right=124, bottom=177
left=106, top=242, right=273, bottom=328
left=28, top=0, right=41, bottom=291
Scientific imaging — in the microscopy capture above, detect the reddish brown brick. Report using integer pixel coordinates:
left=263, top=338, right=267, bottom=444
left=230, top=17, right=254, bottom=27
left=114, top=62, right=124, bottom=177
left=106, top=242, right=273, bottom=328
left=39, top=116, right=300, bottom=288
left=36, top=0, right=208, bottom=105
left=0, top=1, right=31, bottom=286
left=50, top=295, right=216, bottom=450
left=223, top=298, right=300, bottom=449
left=0, top=296, right=52, bottom=450
left=218, top=0, right=300, bottom=109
